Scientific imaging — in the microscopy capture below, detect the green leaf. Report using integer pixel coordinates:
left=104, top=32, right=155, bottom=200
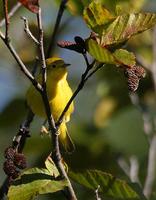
left=86, top=39, right=115, bottom=64
left=113, top=49, right=136, bottom=67
left=69, top=170, right=146, bottom=200
left=100, top=13, right=156, bottom=46
left=83, top=1, right=115, bottom=33
left=84, top=2, right=156, bottom=45
left=45, top=155, right=59, bottom=178
left=8, top=168, right=68, bottom=200
left=86, top=39, right=136, bottom=67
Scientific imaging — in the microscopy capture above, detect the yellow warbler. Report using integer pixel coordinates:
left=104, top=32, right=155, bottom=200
left=26, top=57, right=74, bottom=152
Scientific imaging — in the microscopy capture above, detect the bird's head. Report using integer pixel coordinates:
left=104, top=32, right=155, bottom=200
left=46, top=57, right=70, bottom=80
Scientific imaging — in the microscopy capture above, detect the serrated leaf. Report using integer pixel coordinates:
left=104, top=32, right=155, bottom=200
left=113, top=49, right=136, bottom=67
left=83, top=1, right=115, bottom=33
left=8, top=168, right=68, bottom=200
left=69, top=170, right=146, bottom=200
left=86, top=39, right=136, bottom=67
left=83, top=2, right=156, bottom=46
left=100, top=13, right=156, bottom=46
left=86, top=39, right=115, bottom=64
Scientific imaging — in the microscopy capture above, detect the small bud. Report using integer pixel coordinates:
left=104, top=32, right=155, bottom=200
left=14, top=153, right=27, bottom=169
left=4, top=147, right=15, bottom=160
left=3, top=160, right=16, bottom=176
left=57, top=36, right=86, bottom=54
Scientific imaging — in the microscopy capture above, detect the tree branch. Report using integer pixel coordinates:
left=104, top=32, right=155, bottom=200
left=46, top=0, right=68, bottom=58
left=0, top=31, right=42, bottom=92
left=21, top=17, right=39, bottom=45
left=143, top=135, right=156, bottom=198
left=57, top=60, right=103, bottom=126
left=152, top=27, right=156, bottom=91
left=95, top=185, right=101, bottom=200
left=143, top=26, right=156, bottom=199
left=3, top=0, right=9, bottom=41
left=36, top=6, right=77, bottom=200
left=0, top=2, right=21, bottom=27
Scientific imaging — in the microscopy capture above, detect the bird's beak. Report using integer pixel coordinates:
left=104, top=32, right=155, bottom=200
left=64, top=63, right=71, bottom=67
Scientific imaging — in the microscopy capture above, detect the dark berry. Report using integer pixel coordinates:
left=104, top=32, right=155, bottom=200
left=4, top=147, right=15, bottom=160
left=14, top=153, right=27, bottom=169
left=3, top=160, right=16, bottom=176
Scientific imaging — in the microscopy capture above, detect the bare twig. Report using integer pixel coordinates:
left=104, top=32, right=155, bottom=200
left=129, top=93, right=152, bottom=143
left=57, top=61, right=103, bottom=126
left=95, top=185, right=101, bottom=200
left=129, top=156, right=141, bottom=185
left=0, top=2, right=21, bottom=27
left=143, top=27, right=156, bottom=199
left=85, top=63, right=103, bottom=81
left=3, top=0, right=9, bottom=41
left=118, top=156, right=141, bottom=185
left=46, top=0, right=68, bottom=58
left=0, top=31, right=42, bottom=92
left=152, top=27, right=156, bottom=90
left=143, top=135, right=156, bottom=198
left=21, top=17, right=39, bottom=45
left=36, top=7, right=77, bottom=200
left=118, top=157, right=130, bottom=177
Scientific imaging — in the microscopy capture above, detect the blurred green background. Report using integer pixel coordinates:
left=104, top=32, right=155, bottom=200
left=0, top=0, right=156, bottom=199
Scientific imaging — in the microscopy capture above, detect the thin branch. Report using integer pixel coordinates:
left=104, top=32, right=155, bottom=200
left=95, top=185, right=101, bottom=200
left=129, top=93, right=152, bottom=143
left=36, top=7, right=77, bottom=200
left=46, top=0, right=68, bottom=58
left=57, top=60, right=102, bottom=126
left=0, top=2, right=21, bottom=27
left=118, top=157, right=130, bottom=177
left=152, top=26, right=156, bottom=90
left=118, top=156, right=141, bottom=186
left=0, top=31, right=42, bottom=92
left=129, top=156, right=141, bottom=185
left=143, top=135, right=156, bottom=198
left=85, top=63, right=103, bottom=81
left=3, top=0, right=9, bottom=41
left=56, top=59, right=92, bottom=126
left=143, top=26, right=156, bottom=199
left=21, top=17, right=39, bottom=45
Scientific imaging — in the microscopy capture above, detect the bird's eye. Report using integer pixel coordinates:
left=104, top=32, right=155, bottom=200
left=52, top=65, right=56, bottom=68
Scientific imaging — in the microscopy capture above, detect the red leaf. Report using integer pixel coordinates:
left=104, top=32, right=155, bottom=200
left=18, top=0, right=39, bottom=13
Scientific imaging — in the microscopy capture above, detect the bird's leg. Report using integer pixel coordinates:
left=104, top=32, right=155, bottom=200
left=40, top=119, right=50, bottom=136
left=40, top=118, right=62, bottom=136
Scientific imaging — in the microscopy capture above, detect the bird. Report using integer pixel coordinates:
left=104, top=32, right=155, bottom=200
left=26, top=57, right=75, bottom=152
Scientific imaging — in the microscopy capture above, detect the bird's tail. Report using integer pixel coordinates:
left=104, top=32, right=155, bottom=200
left=59, top=123, right=75, bottom=153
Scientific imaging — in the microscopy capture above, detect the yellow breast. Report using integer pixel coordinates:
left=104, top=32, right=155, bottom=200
left=26, top=73, right=74, bottom=121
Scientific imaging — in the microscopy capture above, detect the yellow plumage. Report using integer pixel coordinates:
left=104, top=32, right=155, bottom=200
left=26, top=57, right=74, bottom=152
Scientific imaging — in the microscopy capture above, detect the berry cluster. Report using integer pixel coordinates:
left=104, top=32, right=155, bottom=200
left=3, top=147, right=27, bottom=183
